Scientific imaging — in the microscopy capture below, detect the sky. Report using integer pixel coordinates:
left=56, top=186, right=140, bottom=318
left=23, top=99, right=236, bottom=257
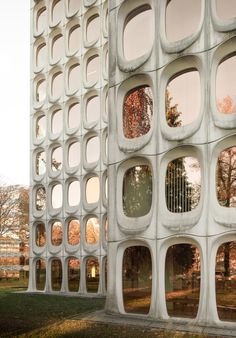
left=0, top=1, right=30, bottom=186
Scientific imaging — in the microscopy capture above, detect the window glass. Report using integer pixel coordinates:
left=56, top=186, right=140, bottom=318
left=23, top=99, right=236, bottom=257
left=216, top=241, right=236, bottom=321
left=86, top=257, right=99, bottom=293
left=123, top=86, right=153, bottom=139
left=51, top=221, right=63, bottom=246
left=216, top=146, right=236, bottom=207
left=36, top=43, right=46, bottom=68
left=87, top=15, right=100, bottom=43
left=36, top=115, right=46, bottom=140
left=69, top=25, right=81, bottom=54
left=87, top=55, right=99, bottom=83
left=36, top=186, right=46, bottom=211
left=86, top=176, right=100, bottom=204
left=36, top=7, right=46, bottom=33
left=51, top=146, right=62, bottom=171
left=68, top=64, right=81, bottom=92
left=86, top=96, right=100, bottom=124
left=165, top=157, right=201, bottom=213
left=68, top=102, right=80, bottom=129
left=68, top=0, right=82, bottom=14
left=86, top=217, right=99, bottom=244
left=36, top=151, right=46, bottom=175
left=68, top=258, right=80, bottom=292
left=68, top=219, right=80, bottom=245
left=52, top=72, right=63, bottom=99
left=68, top=141, right=80, bottom=167
left=36, top=223, right=46, bottom=247
left=52, top=109, right=63, bottom=134
left=216, top=55, right=236, bottom=114
left=51, top=259, right=62, bottom=291
left=165, top=244, right=201, bottom=318
left=36, top=259, right=46, bottom=291
left=68, top=180, right=80, bottom=207
left=86, top=136, right=100, bottom=163
left=104, top=217, right=108, bottom=242
left=36, top=79, right=46, bottom=102
left=216, top=0, right=236, bottom=21
left=52, top=0, right=63, bottom=25
left=52, top=183, right=63, bottom=209
left=123, top=246, right=152, bottom=314
left=166, top=0, right=201, bottom=42
left=124, top=6, right=154, bottom=61
left=52, top=34, right=63, bottom=61
left=123, top=165, right=152, bottom=217
left=166, top=70, right=200, bottom=127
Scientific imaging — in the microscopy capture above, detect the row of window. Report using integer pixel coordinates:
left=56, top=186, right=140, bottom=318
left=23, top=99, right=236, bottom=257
left=34, top=217, right=108, bottom=248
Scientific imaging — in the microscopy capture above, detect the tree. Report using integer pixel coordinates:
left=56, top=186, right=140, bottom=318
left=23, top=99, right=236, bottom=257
left=165, top=89, right=182, bottom=127
left=0, top=185, right=19, bottom=237
left=217, top=95, right=236, bottom=114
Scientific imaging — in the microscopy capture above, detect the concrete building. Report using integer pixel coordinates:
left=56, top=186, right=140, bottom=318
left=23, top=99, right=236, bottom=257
left=30, top=0, right=236, bottom=332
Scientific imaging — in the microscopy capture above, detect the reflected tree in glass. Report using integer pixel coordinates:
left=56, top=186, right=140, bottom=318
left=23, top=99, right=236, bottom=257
left=36, top=186, right=46, bottom=211
left=51, top=259, right=62, bottom=291
left=68, top=257, right=80, bottom=292
left=68, top=219, right=80, bottom=245
left=86, top=217, right=99, bottom=244
left=86, top=257, right=99, bottom=293
left=36, top=259, right=46, bottom=290
left=51, top=221, right=62, bottom=246
left=36, top=223, right=46, bottom=247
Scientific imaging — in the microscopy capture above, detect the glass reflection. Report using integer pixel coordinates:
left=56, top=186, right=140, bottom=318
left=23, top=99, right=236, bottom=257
left=51, top=221, right=62, bottom=246
left=123, top=165, right=152, bottom=217
left=86, top=217, right=99, bottom=244
left=216, top=241, right=236, bottom=321
left=36, top=186, right=46, bottom=211
left=36, top=151, right=46, bottom=175
left=52, top=35, right=63, bottom=61
left=165, top=157, right=201, bottom=213
left=86, top=137, right=100, bottom=163
left=86, top=257, right=99, bottom=293
left=86, top=176, right=100, bottom=204
left=87, top=15, right=100, bottom=43
left=216, top=55, right=236, bottom=114
left=36, top=259, right=46, bottom=290
left=68, top=258, right=80, bottom=292
left=36, top=223, right=46, bottom=247
left=52, top=183, right=63, bottom=209
left=69, top=25, right=81, bottom=54
left=52, top=72, right=63, bottom=98
left=68, top=102, right=80, bottom=129
left=166, top=0, right=201, bottom=42
left=52, top=0, right=63, bottom=25
left=52, top=109, right=62, bottom=134
left=36, top=79, right=46, bottom=102
left=36, top=115, right=46, bottom=140
left=51, top=259, right=62, bottom=291
left=68, top=142, right=80, bottom=167
left=216, top=147, right=236, bottom=207
left=87, top=96, right=100, bottom=124
left=124, top=6, right=154, bottom=61
left=36, top=43, right=46, bottom=69
left=165, top=244, right=200, bottom=318
left=68, top=180, right=80, bottom=207
left=36, top=7, right=46, bottom=33
left=68, top=0, right=81, bottom=14
left=123, top=86, right=153, bottom=139
left=68, top=64, right=80, bottom=92
left=51, top=146, right=62, bottom=171
left=87, top=56, right=99, bottom=83
left=123, top=246, right=152, bottom=314
left=216, top=0, right=236, bottom=21
left=68, top=219, right=80, bottom=245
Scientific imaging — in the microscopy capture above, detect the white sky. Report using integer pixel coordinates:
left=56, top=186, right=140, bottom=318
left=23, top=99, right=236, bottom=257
left=0, top=1, right=30, bottom=186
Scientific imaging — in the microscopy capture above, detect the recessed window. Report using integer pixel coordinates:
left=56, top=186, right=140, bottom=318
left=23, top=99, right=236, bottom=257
left=36, top=151, right=46, bottom=175
left=216, top=146, right=236, bottom=207
left=36, top=43, right=46, bottom=69
left=51, top=221, right=62, bottom=246
left=86, top=257, right=99, bottom=293
left=51, top=146, right=62, bottom=171
left=216, top=55, right=236, bottom=114
left=52, top=109, right=63, bottom=134
left=216, top=241, right=236, bottom=321
left=51, top=0, right=63, bottom=26
left=52, top=183, right=63, bottom=209
left=165, top=0, right=202, bottom=42
left=36, top=7, right=46, bottom=33
left=68, top=0, right=82, bottom=15
left=86, top=136, right=100, bottom=163
left=123, top=165, right=152, bottom=217
left=51, top=259, right=62, bottom=291
left=68, top=141, right=80, bottom=168
left=68, top=102, right=80, bottom=129
left=52, top=34, right=63, bottom=61
left=124, top=5, right=154, bottom=61
left=86, top=95, right=100, bottom=124
left=36, top=115, right=46, bottom=140
left=166, top=70, right=200, bottom=127
left=36, top=223, right=46, bottom=247
left=216, top=0, right=236, bottom=21
left=36, top=259, right=46, bottom=291
left=86, top=176, right=100, bottom=204
left=68, top=258, right=80, bottom=292
left=123, top=86, right=153, bottom=139
left=68, top=63, right=81, bottom=92
left=87, top=55, right=99, bottom=83
left=104, top=217, right=108, bottom=242
left=51, top=71, right=63, bottom=99
left=86, top=217, right=99, bottom=244
left=165, top=157, right=201, bottom=213
left=68, top=219, right=80, bottom=245
left=87, top=15, right=100, bottom=44
left=165, top=244, right=201, bottom=318
left=36, top=79, right=46, bottom=102
left=68, top=180, right=80, bottom=207
left=69, top=25, right=81, bottom=54
left=36, top=186, right=46, bottom=211
left=123, top=246, right=152, bottom=314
